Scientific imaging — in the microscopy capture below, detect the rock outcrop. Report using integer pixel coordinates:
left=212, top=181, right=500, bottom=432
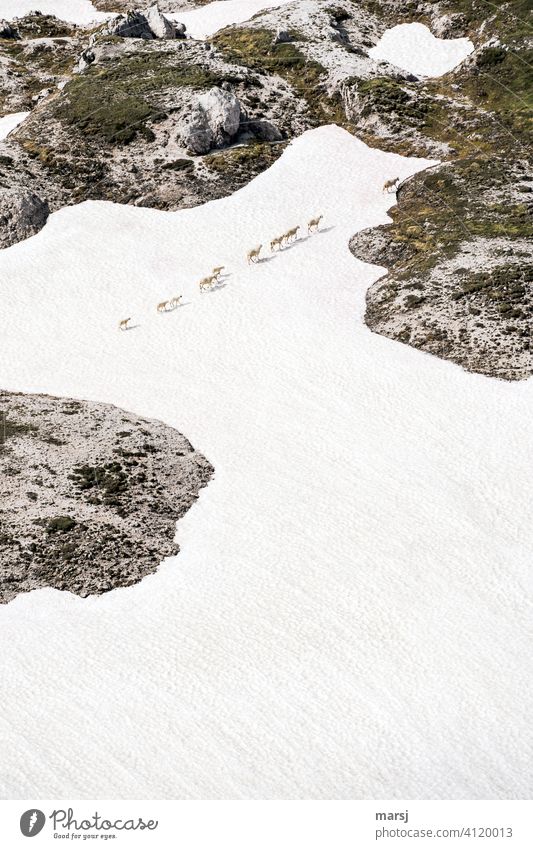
left=0, top=188, right=49, bottom=249
left=179, top=86, right=241, bottom=154
left=0, top=19, right=17, bottom=39
left=0, top=389, right=213, bottom=603
left=246, top=119, right=283, bottom=142
left=77, top=48, right=96, bottom=73
left=146, top=3, right=185, bottom=39
left=106, top=5, right=185, bottom=40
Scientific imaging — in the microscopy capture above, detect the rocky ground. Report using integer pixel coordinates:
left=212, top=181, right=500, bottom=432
left=0, top=0, right=531, bottom=381
left=346, top=1, right=532, bottom=381
left=0, top=3, right=412, bottom=243
left=0, top=390, right=213, bottom=602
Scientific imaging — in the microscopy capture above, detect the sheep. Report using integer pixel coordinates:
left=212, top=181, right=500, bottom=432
left=212, top=266, right=225, bottom=280
left=247, top=245, right=262, bottom=264
left=170, top=295, right=182, bottom=308
left=285, top=226, right=300, bottom=242
left=383, top=177, right=399, bottom=193
left=270, top=236, right=283, bottom=252
left=199, top=275, right=216, bottom=292
left=157, top=300, right=170, bottom=312
left=307, top=215, right=323, bottom=233
left=119, top=317, right=131, bottom=331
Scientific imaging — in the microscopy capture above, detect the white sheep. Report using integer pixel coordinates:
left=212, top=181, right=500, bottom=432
left=199, top=275, right=216, bottom=292
left=247, top=245, right=262, bottom=264
left=307, top=215, right=323, bottom=233
left=383, top=177, right=399, bottom=193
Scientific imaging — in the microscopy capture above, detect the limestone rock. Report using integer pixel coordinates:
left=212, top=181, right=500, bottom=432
left=145, top=3, right=185, bottom=39
left=106, top=11, right=155, bottom=39
left=0, top=189, right=49, bottom=249
left=0, top=19, right=17, bottom=39
left=272, top=29, right=293, bottom=45
left=247, top=119, right=283, bottom=142
left=106, top=6, right=184, bottom=40
left=77, top=48, right=96, bottom=73
left=179, top=87, right=241, bottom=155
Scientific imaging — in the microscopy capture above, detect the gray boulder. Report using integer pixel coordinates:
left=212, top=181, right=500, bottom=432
left=106, top=11, right=154, bottom=39
left=145, top=4, right=184, bottom=39
left=179, top=87, right=241, bottom=155
left=0, top=188, right=49, bottom=249
left=247, top=119, right=283, bottom=142
left=0, top=20, right=18, bottom=39
left=77, top=48, right=95, bottom=73
left=432, top=13, right=468, bottom=38
left=272, top=29, right=293, bottom=45
left=106, top=6, right=185, bottom=40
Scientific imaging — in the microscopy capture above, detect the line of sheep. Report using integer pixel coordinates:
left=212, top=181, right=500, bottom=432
left=118, top=177, right=402, bottom=331
left=118, top=215, right=325, bottom=331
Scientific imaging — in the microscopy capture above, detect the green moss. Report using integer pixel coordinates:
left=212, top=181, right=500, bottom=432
left=453, top=264, right=532, bottom=314
left=47, top=516, right=76, bottom=533
left=11, top=14, right=75, bottom=39
left=405, top=294, right=426, bottom=309
left=0, top=419, right=38, bottom=440
left=358, top=77, right=431, bottom=125
left=325, top=7, right=352, bottom=22
left=206, top=141, right=284, bottom=173
left=56, top=74, right=158, bottom=144
left=213, top=27, right=334, bottom=125
left=70, top=462, right=129, bottom=503
left=55, top=50, right=239, bottom=145
left=214, top=27, right=307, bottom=71
left=162, top=158, right=194, bottom=171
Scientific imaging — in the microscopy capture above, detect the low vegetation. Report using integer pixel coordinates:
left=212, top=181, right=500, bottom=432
left=213, top=27, right=341, bottom=126
left=55, top=50, right=241, bottom=145
left=345, top=0, right=533, bottom=379
left=206, top=141, right=285, bottom=175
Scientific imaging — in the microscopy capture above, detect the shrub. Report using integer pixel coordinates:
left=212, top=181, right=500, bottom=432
left=47, top=516, right=76, bottom=533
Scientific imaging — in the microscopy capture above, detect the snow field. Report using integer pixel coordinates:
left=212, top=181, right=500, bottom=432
left=0, top=0, right=109, bottom=25
left=0, top=126, right=531, bottom=799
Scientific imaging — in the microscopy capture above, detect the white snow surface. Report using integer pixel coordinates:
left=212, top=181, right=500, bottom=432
left=369, top=22, right=474, bottom=78
left=0, top=111, right=29, bottom=139
left=0, top=0, right=109, bottom=25
left=171, top=0, right=294, bottom=40
left=0, top=126, right=531, bottom=799
left=0, top=0, right=297, bottom=39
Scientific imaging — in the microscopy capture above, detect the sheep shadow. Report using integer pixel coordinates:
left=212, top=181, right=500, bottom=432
left=314, top=225, right=336, bottom=235
left=281, top=235, right=311, bottom=251
left=203, top=283, right=228, bottom=294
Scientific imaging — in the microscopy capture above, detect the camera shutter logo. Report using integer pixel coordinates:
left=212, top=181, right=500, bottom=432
left=20, top=810, right=46, bottom=837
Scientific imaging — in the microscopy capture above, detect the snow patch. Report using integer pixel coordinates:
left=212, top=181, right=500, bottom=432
left=369, top=22, right=474, bottom=78
left=0, top=0, right=109, bottom=25
left=0, top=111, right=29, bottom=140
left=170, top=0, right=294, bottom=40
